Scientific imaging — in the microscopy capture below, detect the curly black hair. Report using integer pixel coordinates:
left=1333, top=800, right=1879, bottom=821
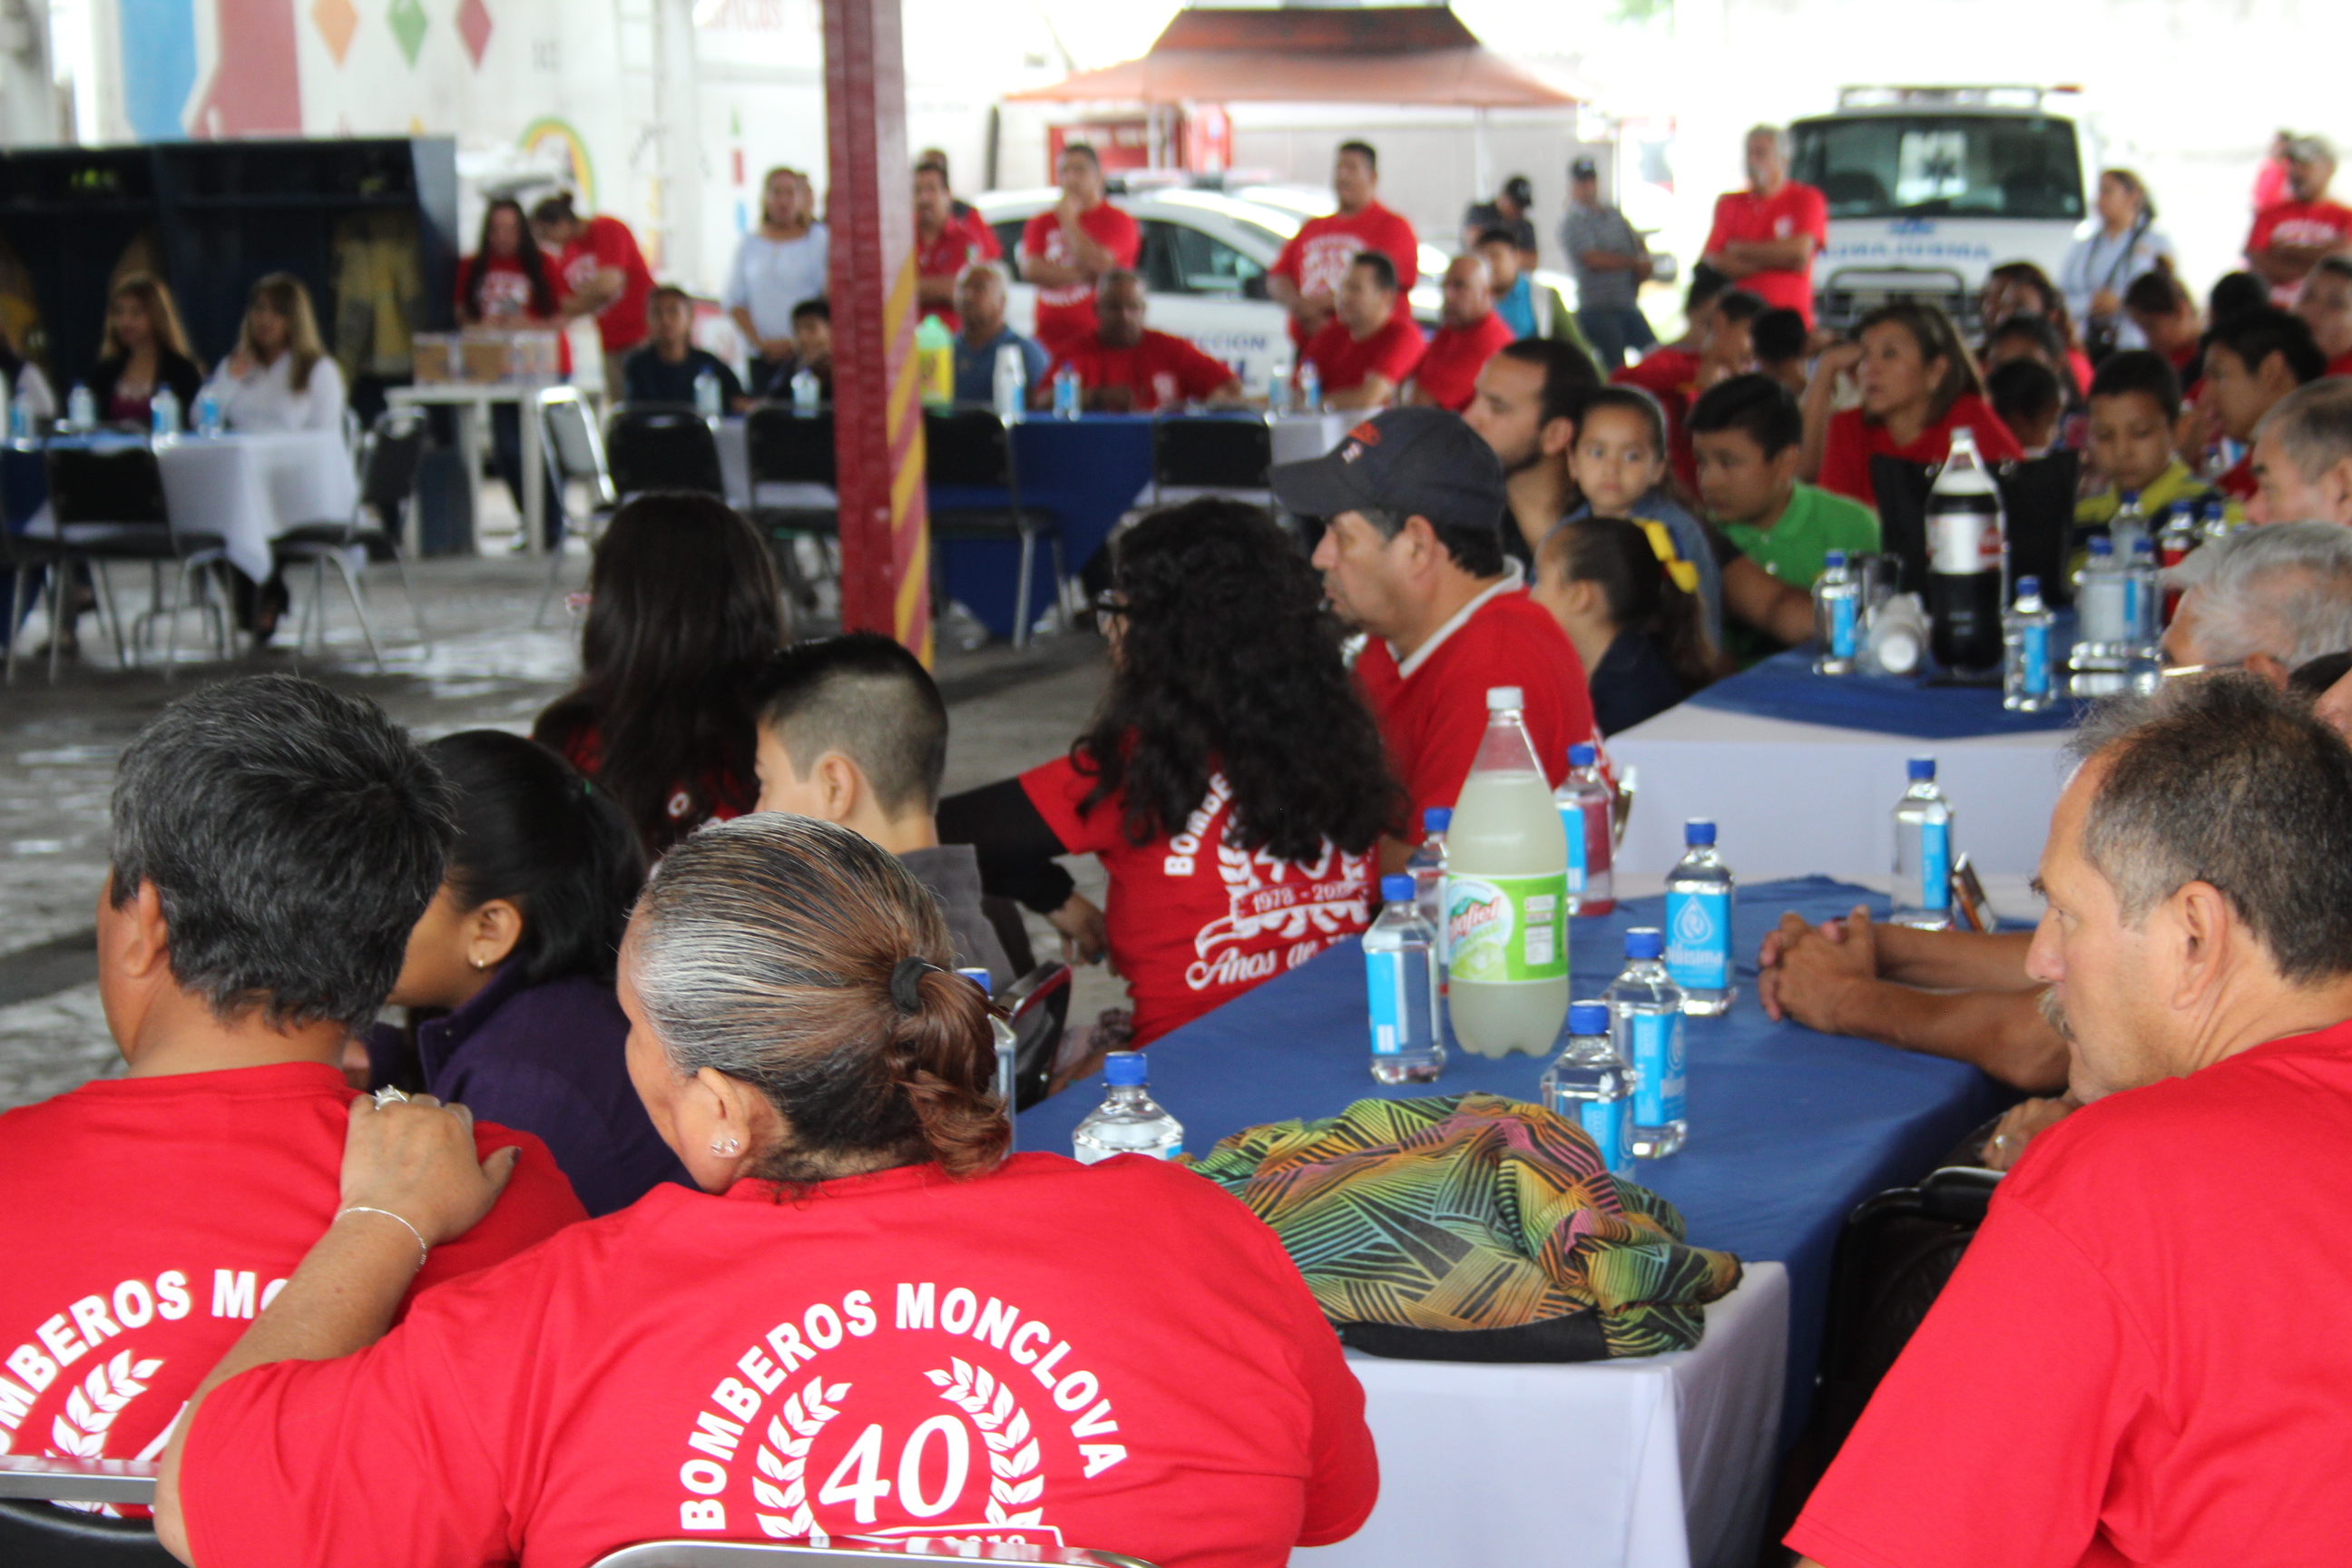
left=1073, top=498, right=1404, bottom=859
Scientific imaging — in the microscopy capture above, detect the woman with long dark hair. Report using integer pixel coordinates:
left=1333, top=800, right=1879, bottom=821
left=534, top=493, right=784, bottom=855
left=1807, top=300, right=2024, bottom=510
left=1533, top=516, right=1714, bottom=735
left=938, top=498, right=1404, bottom=1045
left=458, top=198, right=566, bottom=533
left=373, top=730, right=683, bottom=1215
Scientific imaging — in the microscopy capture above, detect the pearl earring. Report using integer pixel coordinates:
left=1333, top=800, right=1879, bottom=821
left=710, top=1136, right=741, bottom=1156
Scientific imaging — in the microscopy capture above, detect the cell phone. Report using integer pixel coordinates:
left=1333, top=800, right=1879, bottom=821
left=1951, top=854, right=1995, bottom=934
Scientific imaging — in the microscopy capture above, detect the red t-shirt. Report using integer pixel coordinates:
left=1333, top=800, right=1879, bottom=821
left=457, top=254, right=573, bottom=374
left=2215, top=451, right=2259, bottom=501
left=2246, top=199, right=2352, bottom=303
left=0, top=1063, right=581, bottom=1475
left=1269, top=203, right=1422, bottom=347
left=1045, top=328, right=1237, bottom=414
left=1788, top=1017, right=2352, bottom=1568
left=556, top=214, right=657, bottom=353
left=1021, top=757, right=1373, bottom=1045
left=181, top=1155, right=1377, bottom=1568
left=1021, top=204, right=1143, bottom=353
left=1300, top=317, right=1426, bottom=401
left=2328, top=348, right=2352, bottom=378
left=1702, top=182, right=1828, bottom=322
left=1352, top=583, right=1595, bottom=830
left=1413, top=312, right=1516, bottom=412
left=1816, top=394, right=2025, bottom=510
left=916, top=219, right=1001, bottom=336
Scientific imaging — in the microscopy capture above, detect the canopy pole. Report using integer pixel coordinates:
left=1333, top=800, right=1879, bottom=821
left=1474, top=106, right=1493, bottom=201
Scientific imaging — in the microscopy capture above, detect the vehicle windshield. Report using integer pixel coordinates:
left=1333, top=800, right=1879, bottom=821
left=1790, top=115, right=2083, bottom=220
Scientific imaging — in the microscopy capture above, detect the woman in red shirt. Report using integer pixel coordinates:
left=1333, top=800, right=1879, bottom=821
left=938, top=500, right=1404, bottom=1046
left=153, top=814, right=1377, bottom=1568
left=534, top=493, right=781, bottom=855
left=456, top=198, right=569, bottom=531
left=1810, top=300, right=2024, bottom=511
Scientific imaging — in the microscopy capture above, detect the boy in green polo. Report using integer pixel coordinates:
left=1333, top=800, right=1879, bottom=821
left=1690, top=372, right=1881, bottom=592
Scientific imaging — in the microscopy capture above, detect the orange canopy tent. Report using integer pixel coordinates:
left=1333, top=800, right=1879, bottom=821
left=1006, top=6, right=1578, bottom=108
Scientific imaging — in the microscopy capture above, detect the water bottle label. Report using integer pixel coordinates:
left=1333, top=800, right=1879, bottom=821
left=1364, top=948, right=1406, bottom=1055
left=1665, top=888, right=1731, bottom=991
left=1922, top=820, right=1951, bottom=911
left=1578, top=1096, right=1634, bottom=1178
left=2023, top=623, right=2049, bottom=695
left=1561, top=805, right=1586, bottom=894
left=2121, top=578, right=2141, bottom=640
left=1831, top=594, right=1857, bottom=658
left=1446, top=873, right=1568, bottom=985
left=1629, top=1012, right=1687, bottom=1125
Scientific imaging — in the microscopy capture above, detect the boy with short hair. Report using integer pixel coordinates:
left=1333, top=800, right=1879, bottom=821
left=1986, top=358, right=2066, bottom=457
left=1688, top=371, right=1878, bottom=590
left=2075, top=349, right=2228, bottom=541
left=619, top=284, right=747, bottom=408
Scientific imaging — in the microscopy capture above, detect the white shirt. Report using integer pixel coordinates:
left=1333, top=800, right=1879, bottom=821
left=722, top=226, right=830, bottom=343
left=207, top=351, right=347, bottom=434
left=2057, top=220, right=2176, bottom=349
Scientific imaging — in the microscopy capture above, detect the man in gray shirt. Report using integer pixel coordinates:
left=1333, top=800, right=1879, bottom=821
left=1561, top=157, right=1657, bottom=369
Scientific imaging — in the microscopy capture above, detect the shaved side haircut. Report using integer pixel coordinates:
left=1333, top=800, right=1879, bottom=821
left=751, top=633, right=949, bottom=816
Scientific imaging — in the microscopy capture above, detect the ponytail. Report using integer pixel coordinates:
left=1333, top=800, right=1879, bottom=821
left=886, top=958, right=1012, bottom=1179
left=1559, top=516, right=1719, bottom=694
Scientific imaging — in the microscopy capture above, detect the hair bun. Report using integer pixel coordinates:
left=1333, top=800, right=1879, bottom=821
left=889, top=956, right=940, bottom=1014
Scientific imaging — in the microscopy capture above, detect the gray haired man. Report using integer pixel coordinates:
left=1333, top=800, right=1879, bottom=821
left=2247, top=377, right=2352, bottom=525
left=2164, top=519, right=2352, bottom=674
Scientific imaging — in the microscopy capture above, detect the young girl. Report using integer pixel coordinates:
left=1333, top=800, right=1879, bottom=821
left=1563, top=386, right=1725, bottom=649
left=1533, top=516, right=1716, bottom=735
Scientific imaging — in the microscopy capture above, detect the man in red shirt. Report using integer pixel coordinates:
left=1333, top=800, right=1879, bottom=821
left=1788, top=676, right=2352, bottom=1568
left=1702, top=125, right=1827, bottom=325
left=1409, top=254, right=1515, bottom=413
left=2292, top=253, right=2352, bottom=377
left=1018, top=142, right=1141, bottom=355
left=1300, top=252, right=1426, bottom=411
left=0, top=675, right=582, bottom=1477
left=1041, top=270, right=1243, bottom=414
left=531, top=192, right=656, bottom=395
left=1273, top=406, right=1595, bottom=865
left=914, top=158, right=998, bottom=335
left=2246, top=134, right=2352, bottom=305
left=2200, top=306, right=2328, bottom=499
left=1269, top=140, right=1421, bottom=350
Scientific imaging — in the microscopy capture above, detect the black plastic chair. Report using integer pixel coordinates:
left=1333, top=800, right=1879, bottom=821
left=1151, top=414, right=1273, bottom=505
left=744, top=405, right=839, bottom=611
left=40, top=444, right=228, bottom=680
left=534, top=387, right=619, bottom=626
left=1003, top=957, right=1073, bottom=1112
left=924, top=408, right=1065, bottom=649
left=606, top=404, right=727, bottom=500
left=272, top=409, right=432, bottom=671
left=1871, top=450, right=2082, bottom=608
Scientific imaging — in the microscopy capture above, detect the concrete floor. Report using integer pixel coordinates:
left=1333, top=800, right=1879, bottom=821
left=0, top=550, right=1115, bottom=1112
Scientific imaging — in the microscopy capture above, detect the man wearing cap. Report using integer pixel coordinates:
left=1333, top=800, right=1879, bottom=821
left=1563, top=157, right=1657, bottom=370
left=1273, top=407, right=1597, bottom=863
left=2248, top=136, right=2352, bottom=306
left=1462, top=175, right=1540, bottom=273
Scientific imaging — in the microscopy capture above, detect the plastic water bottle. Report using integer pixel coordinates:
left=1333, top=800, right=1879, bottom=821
left=1052, top=365, right=1082, bottom=420
left=1298, top=360, right=1322, bottom=413
left=1813, top=549, right=1862, bottom=674
left=2156, top=505, right=2198, bottom=627
left=1892, top=757, right=1954, bottom=930
left=993, top=342, right=1028, bottom=420
left=1924, top=426, right=2004, bottom=672
left=1071, top=1051, right=1182, bottom=1163
left=2072, top=535, right=2129, bottom=677
left=1406, top=807, right=1450, bottom=955
left=1664, top=818, right=1735, bottom=1015
left=1541, top=999, right=1636, bottom=1178
left=1608, top=929, right=1688, bottom=1158
left=693, top=368, right=723, bottom=419
left=5, top=391, right=27, bottom=443
left=1363, top=874, right=1444, bottom=1084
left=2003, top=575, right=2054, bottom=710
left=790, top=367, right=821, bottom=415
left=192, top=386, right=222, bottom=437
left=955, top=967, right=1019, bottom=1150
left=2197, top=496, right=2231, bottom=547
left=1553, top=743, right=1614, bottom=916
left=2127, top=534, right=2162, bottom=676
left=2107, top=491, right=2149, bottom=562
left=1269, top=368, right=1293, bottom=415
left=66, top=382, right=96, bottom=432
left=1445, top=686, right=1571, bottom=1057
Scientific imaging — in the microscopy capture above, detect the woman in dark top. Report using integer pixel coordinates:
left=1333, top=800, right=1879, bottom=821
left=533, top=492, right=782, bottom=855
left=1534, top=515, right=1716, bottom=735
left=375, top=729, right=686, bottom=1216
left=90, top=273, right=205, bottom=426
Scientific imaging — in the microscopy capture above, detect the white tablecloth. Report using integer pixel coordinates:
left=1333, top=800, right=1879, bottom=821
left=1298, top=1262, right=1788, bottom=1568
left=157, top=431, right=358, bottom=580
left=1607, top=705, right=2071, bottom=878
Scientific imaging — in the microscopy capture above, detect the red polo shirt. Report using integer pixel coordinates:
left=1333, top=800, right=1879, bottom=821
left=915, top=218, right=1000, bottom=335
left=1702, top=182, right=1828, bottom=322
left=1269, top=203, right=1421, bottom=348
left=554, top=214, right=656, bottom=353
left=1021, top=204, right=1142, bottom=353
left=2246, top=199, right=2352, bottom=303
left=1817, top=394, right=2025, bottom=511
left=1300, top=317, right=1426, bottom=402
left=1413, top=312, right=1516, bottom=412
left=1045, top=328, right=1237, bottom=414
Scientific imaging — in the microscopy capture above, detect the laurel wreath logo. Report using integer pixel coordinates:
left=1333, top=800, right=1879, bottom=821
left=49, top=1349, right=163, bottom=1460
left=926, top=1357, right=1044, bottom=1525
left=750, top=1377, right=851, bottom=1540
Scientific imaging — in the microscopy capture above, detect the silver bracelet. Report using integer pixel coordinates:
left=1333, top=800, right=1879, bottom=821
left=337, top=1206, right=430, bottom=1270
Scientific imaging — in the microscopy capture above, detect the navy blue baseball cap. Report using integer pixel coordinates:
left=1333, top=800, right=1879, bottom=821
left=1269, top=407, right=1509, bottom=535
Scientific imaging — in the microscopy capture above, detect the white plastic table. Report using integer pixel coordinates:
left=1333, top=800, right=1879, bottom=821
left=385, top=381, right=551, bottom=556
left=25, top=430, right=358, bottom=582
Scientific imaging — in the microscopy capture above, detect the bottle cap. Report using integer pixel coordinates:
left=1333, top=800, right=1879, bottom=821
left=1684, top=818, right=1716, bottom=847
left=2015, top=574, right=2040, bottom=598
left=1825, top=549, right=1847, bottom=567
left=2088, top=535, right=2114, bottom=557
left=1906, top=755, right=1936, bottom=781
left=1380, top=873, right=1416, bottom=902
left=1568, top=742, right=1596, bottom=768
left=1485, top=686, right=1524, bottom=710
left=954, top=965, right=992, bottom=997
left=1568, top=1000, right=1611, bottom=1035
left=2131, top=535, right=2156, bottom=556
left=1424, top=806, right=1452, bottom=832
left=1103, top=1051, right=1147, bottom=1086
left=1625, top=927, right=1664, bottom=960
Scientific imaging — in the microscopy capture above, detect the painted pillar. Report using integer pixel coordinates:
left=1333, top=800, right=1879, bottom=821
left=821, top=0, right=931, bottom=662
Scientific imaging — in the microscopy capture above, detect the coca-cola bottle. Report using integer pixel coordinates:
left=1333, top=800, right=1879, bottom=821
left=1925, top=427, right=2005, bottom=673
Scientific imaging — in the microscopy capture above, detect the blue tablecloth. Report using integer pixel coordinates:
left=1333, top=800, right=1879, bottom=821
left=1017, top=876, right=2015, bottom=1445
left=935, top=415, right=1154, bottom=641
left=1687, top=641, right=2086, bottom=740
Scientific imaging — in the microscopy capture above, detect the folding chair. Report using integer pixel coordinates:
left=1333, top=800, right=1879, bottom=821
left=606, top=404, right=728, bottom=500
left=1150, top=414, right=1274, bottom=508
left=535, top=387, right=620, bottom=626
left=41, top=443, right=229, bottom=681
left=744, top=405, right=839, bottom=610
left=1003, top=957, right=1073, bottom=1112
left=272, top=409, right=433, bottom=672
left=0, top=1455, right=172, bottom=1567
left=924, top=408, right=1065, bottom=650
